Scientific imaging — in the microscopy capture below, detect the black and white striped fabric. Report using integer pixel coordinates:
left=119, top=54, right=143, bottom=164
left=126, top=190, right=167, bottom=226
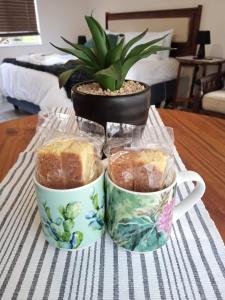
left=0, top=106, right=224, bottom=300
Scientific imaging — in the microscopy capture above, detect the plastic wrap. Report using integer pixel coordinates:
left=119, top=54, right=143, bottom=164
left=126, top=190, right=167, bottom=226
left=35, top=112, right=105, bottom=189
left=36, top=111, right=105, bottom=157
left=104, top=122, right=145, bottom=157
left=106, top=122, right=175, bottom=192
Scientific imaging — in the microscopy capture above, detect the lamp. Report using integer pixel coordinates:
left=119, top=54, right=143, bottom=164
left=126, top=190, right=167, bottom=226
left=77, top=35, right=87, bottom=45
left=195, top=31, right=211, bottom=59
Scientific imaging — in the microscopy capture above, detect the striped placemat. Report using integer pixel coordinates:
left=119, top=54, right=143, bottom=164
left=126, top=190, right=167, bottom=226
left=0, top=106, right=224, bottom=300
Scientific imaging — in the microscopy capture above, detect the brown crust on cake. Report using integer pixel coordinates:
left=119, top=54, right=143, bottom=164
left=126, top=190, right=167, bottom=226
left=36, top=152, right=63, bottom=189
left=109, top=149, right=169, bottom=192
left=109, top=151, right=136, bottom=191
left=36, top=138, right=97, bottom=189
left=61, top=152, right=83, bottom=188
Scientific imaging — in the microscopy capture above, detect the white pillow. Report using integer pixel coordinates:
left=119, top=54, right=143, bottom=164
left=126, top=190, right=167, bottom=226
left=106, top=29, right=173, bottom=60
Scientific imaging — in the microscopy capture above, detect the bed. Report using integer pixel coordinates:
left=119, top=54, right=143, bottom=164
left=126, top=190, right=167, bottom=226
left=0, top=5, right=202, bottom=113
left=0, top=54, right=91, bottom=113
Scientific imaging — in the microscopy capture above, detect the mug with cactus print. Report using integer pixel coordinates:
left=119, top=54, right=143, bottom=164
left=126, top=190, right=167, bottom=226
left=34, top=168, right=105, bottom=250
left=106, top=170, right=205, bottom=252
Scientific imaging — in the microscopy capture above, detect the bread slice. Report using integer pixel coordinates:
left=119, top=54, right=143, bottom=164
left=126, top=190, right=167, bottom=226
left=36, top=138, right=96, bottom=189
left=109, top=149, right=170, bottom=192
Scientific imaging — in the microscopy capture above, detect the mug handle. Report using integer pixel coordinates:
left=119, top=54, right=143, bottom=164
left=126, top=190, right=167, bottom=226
left=173, top=171, right=205, bottom=222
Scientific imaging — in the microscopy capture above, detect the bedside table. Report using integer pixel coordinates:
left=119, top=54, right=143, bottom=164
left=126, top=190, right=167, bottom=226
left=174, top=56, right=225, bottom=106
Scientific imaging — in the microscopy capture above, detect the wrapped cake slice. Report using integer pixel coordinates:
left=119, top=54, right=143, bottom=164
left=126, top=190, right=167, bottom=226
left=36, top=138, right=98, bottom=189
left=109, top=148, right=175, bottom=192
left=35, top=113, right=105, bottom=189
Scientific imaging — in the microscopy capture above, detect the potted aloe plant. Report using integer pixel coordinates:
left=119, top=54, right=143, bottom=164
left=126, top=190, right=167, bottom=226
left=51, top=15, right=169, bottom=127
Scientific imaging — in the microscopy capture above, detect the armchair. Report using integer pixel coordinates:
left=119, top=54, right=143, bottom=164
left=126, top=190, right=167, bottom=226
left=195, top=72, right=225, bottom=118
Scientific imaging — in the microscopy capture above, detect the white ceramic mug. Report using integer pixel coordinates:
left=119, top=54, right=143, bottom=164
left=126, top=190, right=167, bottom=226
left=106, top=170, right=205, bottom=252
left=34, top=167, right=105, bottom=251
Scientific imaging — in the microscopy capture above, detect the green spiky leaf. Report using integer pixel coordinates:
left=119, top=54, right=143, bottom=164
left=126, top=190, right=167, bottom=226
left=85, top=16, right=108, bottom=66
left=61, top=36, right=100, bottom=66
left=59, top=64, right=95, bottom=87
left=64, top=59, right=79, bottom=67
left=50, top=42, right=95, bottom=67
left=125, top=35, right=168, bottom=59
left=121, top=29, right=148, bottom=62
left=121, top=45, right=171, bottom=80
left=95, top=76, right=117, bottom=91
left=59, top=68, right=78, bottom=88
left=95, top=62, right=122, bottom=82
left=95, top=61, right=123, bottom=90
left=51, top=15, right=172, bottom=91
left=60, top=36, right=77, bottom=48
left=105, top=37, right=125, bottom=66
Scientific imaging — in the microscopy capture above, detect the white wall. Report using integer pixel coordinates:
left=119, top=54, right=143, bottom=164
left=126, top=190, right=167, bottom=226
left=0, top=0, right=224, bottom=60
left=0, top=0, right=89, bottom=62
left=87, top=0, right=225, bottom=58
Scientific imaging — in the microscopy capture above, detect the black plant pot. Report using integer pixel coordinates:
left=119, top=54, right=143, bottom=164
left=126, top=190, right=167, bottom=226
left=71, top=81, right=151, bottom=128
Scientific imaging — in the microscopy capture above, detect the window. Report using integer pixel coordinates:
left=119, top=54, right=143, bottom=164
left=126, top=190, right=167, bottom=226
left=0, top=0, right=41, bottom=46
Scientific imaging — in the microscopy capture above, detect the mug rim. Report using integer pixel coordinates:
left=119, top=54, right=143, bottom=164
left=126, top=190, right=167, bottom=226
left=106, top=171, right=177, bottom=195
left=34, top=165, right=105, bottom=192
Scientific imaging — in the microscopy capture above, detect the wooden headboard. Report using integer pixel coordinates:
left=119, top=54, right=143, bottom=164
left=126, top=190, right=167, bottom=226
left=106, top=5, right=202, bottom=57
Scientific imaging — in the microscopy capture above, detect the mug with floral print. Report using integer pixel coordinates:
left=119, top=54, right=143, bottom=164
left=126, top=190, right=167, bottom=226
left=106, top=171, right=205, bottom=252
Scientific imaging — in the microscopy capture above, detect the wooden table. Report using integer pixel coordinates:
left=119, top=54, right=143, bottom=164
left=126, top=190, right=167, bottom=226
left=0, top=110, right=225, bottom=242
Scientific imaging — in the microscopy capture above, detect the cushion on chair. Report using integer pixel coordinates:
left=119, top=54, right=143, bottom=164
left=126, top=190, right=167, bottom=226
left=202, top=89, right=225, bottom=114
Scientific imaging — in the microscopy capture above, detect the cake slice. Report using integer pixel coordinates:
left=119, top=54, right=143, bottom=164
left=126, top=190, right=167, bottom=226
left=109, top=149, right=170, bottom=192
left=36, top=138, right=97, bottom=189
left=109, top=150, right=137, bottom=191
left=134, top=149, right=170, bottom=192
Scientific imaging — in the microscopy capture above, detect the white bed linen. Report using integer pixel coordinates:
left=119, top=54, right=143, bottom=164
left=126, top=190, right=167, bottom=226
left=126, top=57, right=178, bottom=85
left=0, top=57, right=178, bottom=110
left=0, top=63, right=72, bottom=109
left=16, top=53, right=74, bottom=66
